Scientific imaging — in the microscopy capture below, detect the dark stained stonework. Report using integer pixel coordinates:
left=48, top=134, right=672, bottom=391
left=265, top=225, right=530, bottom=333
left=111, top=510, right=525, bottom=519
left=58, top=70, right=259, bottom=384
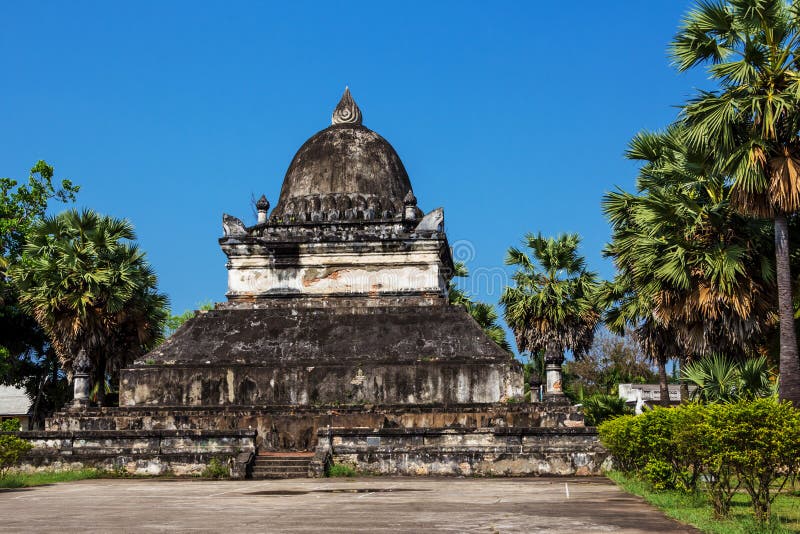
left=270, top=125, right=413, bottom=223
left=137, top=306, right=512, bottom=366
left=318, top=426, right=609, bottom=476
left=270, top=90, right=415, bottom=223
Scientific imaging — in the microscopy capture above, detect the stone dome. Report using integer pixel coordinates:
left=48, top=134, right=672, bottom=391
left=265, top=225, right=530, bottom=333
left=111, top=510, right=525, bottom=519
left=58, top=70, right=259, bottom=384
left=270, top=89, right=414, bottom=222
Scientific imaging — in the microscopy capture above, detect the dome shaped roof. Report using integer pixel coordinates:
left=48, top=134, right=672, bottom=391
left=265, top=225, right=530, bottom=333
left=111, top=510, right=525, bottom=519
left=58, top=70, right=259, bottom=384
left=270, top=89, right=414, bottom=222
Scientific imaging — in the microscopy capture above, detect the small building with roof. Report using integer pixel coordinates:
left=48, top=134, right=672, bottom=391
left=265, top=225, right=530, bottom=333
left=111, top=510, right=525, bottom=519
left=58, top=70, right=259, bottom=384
left=0, top=385, right=31, bottom=430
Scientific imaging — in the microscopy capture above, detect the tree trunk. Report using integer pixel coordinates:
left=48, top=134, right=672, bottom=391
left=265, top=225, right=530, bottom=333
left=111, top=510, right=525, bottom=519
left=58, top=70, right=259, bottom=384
left=657, top=354, right=670, bottom=407
left=774, top=214, right=800, bottom=407
left=93, top=354, right=107, bottom=407
left=678, top=356, right=689, bottom=402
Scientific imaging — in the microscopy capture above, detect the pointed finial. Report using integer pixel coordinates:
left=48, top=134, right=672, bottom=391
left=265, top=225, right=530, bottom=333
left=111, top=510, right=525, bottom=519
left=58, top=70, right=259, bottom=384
left=332, top=87, right=362, bottom=125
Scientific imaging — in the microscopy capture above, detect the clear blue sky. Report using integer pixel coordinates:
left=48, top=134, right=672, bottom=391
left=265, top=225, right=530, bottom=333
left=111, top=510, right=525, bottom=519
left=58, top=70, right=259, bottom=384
left=2, top=1, right=709, bottom=338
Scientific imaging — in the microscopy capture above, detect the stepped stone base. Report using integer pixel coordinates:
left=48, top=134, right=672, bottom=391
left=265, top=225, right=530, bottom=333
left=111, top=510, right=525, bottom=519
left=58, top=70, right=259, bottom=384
left=316, top=427, right=609, bottom=477
left=7, top=401, right=602, bottom=478
left=43, top=401, right=583, bottom=450
left=12, top=429, right=255, bottom=478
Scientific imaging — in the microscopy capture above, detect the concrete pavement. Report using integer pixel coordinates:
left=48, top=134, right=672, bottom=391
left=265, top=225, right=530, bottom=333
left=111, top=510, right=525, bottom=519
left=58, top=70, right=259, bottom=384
left=0, top=476, right=697, bottom=533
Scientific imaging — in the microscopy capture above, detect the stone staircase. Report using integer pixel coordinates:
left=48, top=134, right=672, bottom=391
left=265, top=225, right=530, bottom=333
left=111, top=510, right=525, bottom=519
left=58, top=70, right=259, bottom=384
left=251, top=452, right=314, bottom=479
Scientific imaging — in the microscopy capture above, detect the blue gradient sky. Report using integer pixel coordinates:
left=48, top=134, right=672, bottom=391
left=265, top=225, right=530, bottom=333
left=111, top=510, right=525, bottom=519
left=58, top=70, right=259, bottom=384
left=2, top=1, right=709, bottom=341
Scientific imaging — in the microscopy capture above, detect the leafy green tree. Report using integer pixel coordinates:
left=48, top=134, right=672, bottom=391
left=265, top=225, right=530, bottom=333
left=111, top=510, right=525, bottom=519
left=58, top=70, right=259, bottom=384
left=1, top=161, right=78, bottom=424
left=501, top=233, right=600, bottom=374
left=671, top=0, right=800, bottom=405
left=11, top=209, right=168, bottom=405
left=1, top=161, right=79, bottom=260
left=449, top=262, right=511, bottom=352
left=564, top=331, right=658, bottom=397
left=599, top=276, right=679, bottom=406
left=164, top=301, right=214, bottom=337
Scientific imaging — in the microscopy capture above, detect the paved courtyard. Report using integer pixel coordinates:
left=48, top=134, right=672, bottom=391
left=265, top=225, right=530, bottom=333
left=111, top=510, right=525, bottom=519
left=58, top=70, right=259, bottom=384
left=0, top=476, right=696, bottom=533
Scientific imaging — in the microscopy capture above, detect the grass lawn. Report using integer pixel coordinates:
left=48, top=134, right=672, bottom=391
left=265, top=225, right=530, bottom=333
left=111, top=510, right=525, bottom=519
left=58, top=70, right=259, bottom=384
left=0, top=469, right=106, bottom=489
left=607, top=471, right=800, bottom=534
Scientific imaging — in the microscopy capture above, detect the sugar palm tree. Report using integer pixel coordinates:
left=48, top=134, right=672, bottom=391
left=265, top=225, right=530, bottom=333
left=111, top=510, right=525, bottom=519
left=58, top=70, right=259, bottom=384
left=599, top=275, right=678, bottom=406
left=11, top=209, right=168, bottom=404
left=682, top=354, right=776, bottom=402
left=671, top=0, right=800, bottom=405
left=606, top=126, right=775, bottom=357
left=501, top=233, right=600, bottom=390
left=603, top=124, right=778, bottom=403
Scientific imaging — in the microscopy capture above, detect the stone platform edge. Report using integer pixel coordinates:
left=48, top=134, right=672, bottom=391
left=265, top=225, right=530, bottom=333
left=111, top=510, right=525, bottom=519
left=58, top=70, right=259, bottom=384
left=314, top=426, right=609, bottom=477
left=4, top=428, right=256, bottom=478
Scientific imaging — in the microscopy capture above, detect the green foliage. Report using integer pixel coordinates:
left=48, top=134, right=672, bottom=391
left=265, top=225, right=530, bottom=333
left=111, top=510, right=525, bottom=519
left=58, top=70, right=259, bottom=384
left=0, top=419, right=22, bottom=431
left=327, top=463, right=357, bottom=477
left=670, top=0, right=800, bottom=406
left=201, top=458, right=228, bottom=479
left=564, top=332, right=658, bottom=398
left=609, top=470, right=800, bottom=534
left=0, top=161, right=79, bottom=261
left=580, top=393, right=633, bottom=427
left=1, top=161, right=78, bottom=424
left=713, top=398, right=800, bottom=522
left=11, top=209, right=168, bottom=404
left=599, top=399, right=800, bottom=522
left=0, top=468, right=104, bottom=488
left=0, top=418, right=33, bottom=476
left=602, top=124, right=775, bottom=363
left=164, top=300, right=214, bottom=337
left=682, top=355, right=776, bottom=403
left=501, top=233, right=600, bottom=358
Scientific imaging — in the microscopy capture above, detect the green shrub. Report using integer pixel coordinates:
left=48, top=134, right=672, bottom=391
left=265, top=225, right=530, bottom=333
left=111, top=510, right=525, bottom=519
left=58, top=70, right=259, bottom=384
left=600, top=399, right=800, bottom=523
left=201, top=458, right=229, bottom=479
left=327, top=463, right=357, bottom=477
left=673, top=403, right=738, bottom=517
left=0, top=418, right=32, bottom=477
left=598, top=414, right=643, bottom=473
left=712, top=398, right=800, bottom=522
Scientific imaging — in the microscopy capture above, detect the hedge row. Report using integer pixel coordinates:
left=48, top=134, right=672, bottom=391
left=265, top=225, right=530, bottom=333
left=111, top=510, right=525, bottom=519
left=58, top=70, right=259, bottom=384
left=598, top=398, right=800, bottom=522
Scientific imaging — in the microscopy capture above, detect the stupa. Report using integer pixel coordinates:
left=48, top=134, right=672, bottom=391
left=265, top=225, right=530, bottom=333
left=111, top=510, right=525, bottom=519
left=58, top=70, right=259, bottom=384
left=120, top=88, right=522, bottom=408
left=18, top=90, right=606, bottom=478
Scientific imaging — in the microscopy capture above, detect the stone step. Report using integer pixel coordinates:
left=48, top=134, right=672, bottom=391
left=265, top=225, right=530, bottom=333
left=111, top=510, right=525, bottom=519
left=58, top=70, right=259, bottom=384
left=253, top=467, right=309, bottom=474
left=254, top=458, right=310, bottom=464
left=253, top=465, right=309, bottom=471
left=250, top=452, right=312, bottom=479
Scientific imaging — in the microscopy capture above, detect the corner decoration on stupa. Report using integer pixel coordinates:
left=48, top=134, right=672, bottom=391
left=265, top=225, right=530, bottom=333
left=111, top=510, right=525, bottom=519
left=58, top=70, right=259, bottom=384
left=16, top=89, right=607, bottom=478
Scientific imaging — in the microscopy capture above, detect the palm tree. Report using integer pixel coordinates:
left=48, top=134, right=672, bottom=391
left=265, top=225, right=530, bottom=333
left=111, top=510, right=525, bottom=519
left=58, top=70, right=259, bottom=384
left=682, top=354, right=776, bottom=402
left=599, top=276, right=679, bottom=406
left=603, top=125, right=776, bottom=401
left=609, top=127, right=774, bottom=354
left=501, top=233, right=600, bottom=394
left=11, top=209, right=168, bottom=405
left=671, top=0, right=800, bottom=405
left=449, top=262, right=511, bottom=352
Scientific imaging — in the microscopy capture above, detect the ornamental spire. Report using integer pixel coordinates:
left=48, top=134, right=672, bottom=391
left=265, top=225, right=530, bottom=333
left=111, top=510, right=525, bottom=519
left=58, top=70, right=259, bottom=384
left=331, top=87, right=362, bottom=125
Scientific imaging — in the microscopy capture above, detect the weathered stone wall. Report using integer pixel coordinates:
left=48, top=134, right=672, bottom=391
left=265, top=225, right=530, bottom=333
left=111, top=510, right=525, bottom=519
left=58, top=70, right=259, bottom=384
left=224, top=239, right=450, bottom=300
left=120, top=362, right=522, bottom=407
left=45, top=402, right=582, bottom=451
left=9, top=429, right=255, bottom=477
left=319, top=427, right=609, bottom=477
